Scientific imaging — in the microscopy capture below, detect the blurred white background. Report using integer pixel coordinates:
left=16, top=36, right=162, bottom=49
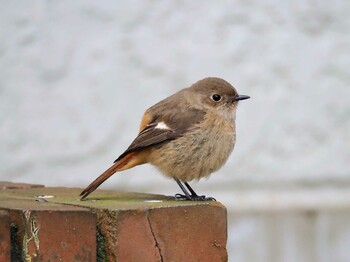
left=1, top=1, right=350, bottom=261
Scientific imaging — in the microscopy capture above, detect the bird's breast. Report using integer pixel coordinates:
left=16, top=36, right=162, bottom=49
left=149, top=115, right=236, bottom=181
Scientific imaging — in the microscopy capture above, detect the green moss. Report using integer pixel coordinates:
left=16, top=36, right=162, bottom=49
left=96, top=227, right=107, bottom=262
left=10, top=223, right=21, bottom=262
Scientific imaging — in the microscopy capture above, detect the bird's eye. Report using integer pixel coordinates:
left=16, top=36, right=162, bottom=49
left=211, top=94, right=222, bottom=102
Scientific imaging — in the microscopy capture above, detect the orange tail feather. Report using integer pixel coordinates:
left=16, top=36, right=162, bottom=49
left=80, top=152, right=136, bottom=200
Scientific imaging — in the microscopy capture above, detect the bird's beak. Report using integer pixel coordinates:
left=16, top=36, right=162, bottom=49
left=233, top=94, right=250, bottom=101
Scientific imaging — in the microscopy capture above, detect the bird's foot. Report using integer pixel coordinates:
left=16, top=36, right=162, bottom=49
left=175, top=193, right=216, bottom=201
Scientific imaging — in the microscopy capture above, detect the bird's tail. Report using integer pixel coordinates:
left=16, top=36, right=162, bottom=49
left=80, top=152, right=136, bottom=200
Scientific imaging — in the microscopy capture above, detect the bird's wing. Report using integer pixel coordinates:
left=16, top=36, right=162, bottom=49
left=113, top=106, right=205, bottom=163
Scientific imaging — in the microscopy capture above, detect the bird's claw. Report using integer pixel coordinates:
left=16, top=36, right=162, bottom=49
left=174, top=193, right=216, bottom=201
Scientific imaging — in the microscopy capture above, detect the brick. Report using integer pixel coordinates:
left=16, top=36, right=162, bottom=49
left=10, top=210, right=96, bottom=261
left=96, top=209, right=162, bottom=261
left=0, top=210, right=10, bottom=262
left=148, top=204, right=228, bottom=262
left=95, top=204, right=228, bottom=262
left=0, top=189, right=96, bottom=262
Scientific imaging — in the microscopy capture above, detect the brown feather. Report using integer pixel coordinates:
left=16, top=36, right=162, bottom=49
left=80, top=151, right=147, bottom=200
left=114, top=107, right=206, bottom=163
left=139, top=111, right=153, bottom=132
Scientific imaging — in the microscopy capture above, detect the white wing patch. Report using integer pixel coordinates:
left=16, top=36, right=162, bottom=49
left=155, top=122, right=170, bottom=130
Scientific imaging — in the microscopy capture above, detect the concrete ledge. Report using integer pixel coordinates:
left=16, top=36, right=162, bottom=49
left=0, top=182, right=228, bottom=261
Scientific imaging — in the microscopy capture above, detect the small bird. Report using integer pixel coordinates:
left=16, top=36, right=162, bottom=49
left=80, top=77, right=249, bottom=201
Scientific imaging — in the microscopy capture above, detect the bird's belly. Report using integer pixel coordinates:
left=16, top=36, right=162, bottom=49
left=149, top=123, right=235, bottom=181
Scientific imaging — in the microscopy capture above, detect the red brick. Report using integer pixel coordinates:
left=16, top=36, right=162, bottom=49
left=9, top=209, right=96, bottom=261
left=0, top=210, right=10, bottom=262
left=95, top=203, right=227, bottom=262
left=148, top=204, right=228, bottom=262
left=97, top=210, right=162, bottom=261
left=0, top=187, right=97, bottom=262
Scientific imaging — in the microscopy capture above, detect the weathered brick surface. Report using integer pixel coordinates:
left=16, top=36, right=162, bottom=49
left=97, top=209, right=163, bottom=261
left=148, top=205, right=228, bottom=262
left=0, top=188, right=96, bottom=261
left=9, top=210, right=96, bottom=262
left=82, top=193, right=228, bottom=262
left=0, top=187, right=228, bottom=261
left=0, top=210, right=10, bottom=262
left=95, top=204, right=227, bottom=262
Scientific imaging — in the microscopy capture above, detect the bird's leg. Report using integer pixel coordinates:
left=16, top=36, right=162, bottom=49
left=174, top=178, right=192, bottom=200
left=174, top=178, right=216, bottom=201
left=183, top=182, right=198, bottom=196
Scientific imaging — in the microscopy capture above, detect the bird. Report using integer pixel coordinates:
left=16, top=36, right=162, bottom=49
left=80, top=77, right=249, bottom=201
